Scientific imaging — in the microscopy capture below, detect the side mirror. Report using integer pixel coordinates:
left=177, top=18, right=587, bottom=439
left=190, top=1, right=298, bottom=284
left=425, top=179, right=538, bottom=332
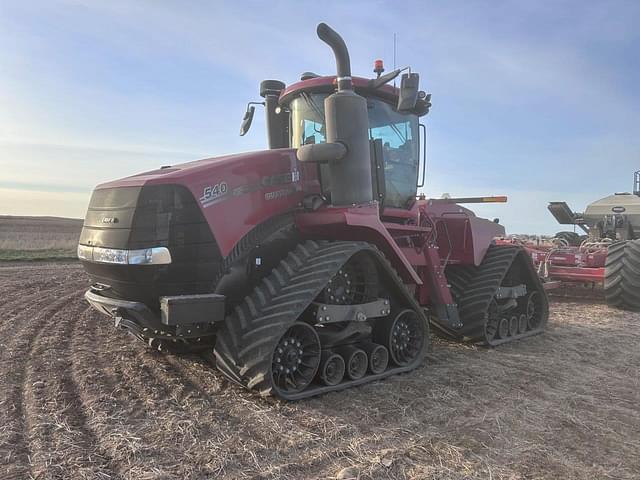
left=239, top=105, right=256, bottom=136
left=397, top=72, right=419, bottom=111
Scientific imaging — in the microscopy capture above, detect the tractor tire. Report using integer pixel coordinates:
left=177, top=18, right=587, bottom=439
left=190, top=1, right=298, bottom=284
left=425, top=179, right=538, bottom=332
left=604, top=239, right=640, bottom=311
left=554, top=231, right=581, bottom=247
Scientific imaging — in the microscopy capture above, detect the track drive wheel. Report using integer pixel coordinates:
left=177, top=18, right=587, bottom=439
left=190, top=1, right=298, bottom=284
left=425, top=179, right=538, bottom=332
left=605, top=240, right=640, bottom=311
left=321, top=252, right=378, bottom=305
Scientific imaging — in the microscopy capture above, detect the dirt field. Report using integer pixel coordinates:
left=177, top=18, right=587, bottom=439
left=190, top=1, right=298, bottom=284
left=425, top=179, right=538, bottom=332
left=1, top=263, right=638, bottom=480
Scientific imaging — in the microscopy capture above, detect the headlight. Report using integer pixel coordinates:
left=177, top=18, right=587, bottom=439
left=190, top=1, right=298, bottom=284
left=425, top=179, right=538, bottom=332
left=128, top=247, right=172, bottom=265
left=93, top=247, right=129, bottom=264
left=77, top=245, right=172, bottom=265
left=77, top=244, right=93, bottom=261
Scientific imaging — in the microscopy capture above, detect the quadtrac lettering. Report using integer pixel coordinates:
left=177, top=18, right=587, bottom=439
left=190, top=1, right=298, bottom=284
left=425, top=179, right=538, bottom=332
left=199, top=169, right=301, bottom=208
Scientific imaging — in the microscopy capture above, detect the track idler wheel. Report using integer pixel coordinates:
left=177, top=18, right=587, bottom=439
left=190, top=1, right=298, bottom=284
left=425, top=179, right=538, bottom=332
left=363, top=343, right=389, bottom=374
left=378, top=309, right=425, bottom=367
left=337, top=346, right=368, bottom=380
left=271, top=322, right=321, bottom=396
left=318, top=351, right=345, bottom=386
left=526, top=291, right=543, bottom=330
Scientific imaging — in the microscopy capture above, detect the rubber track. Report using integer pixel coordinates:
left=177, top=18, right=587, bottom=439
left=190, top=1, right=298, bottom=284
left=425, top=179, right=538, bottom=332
left=214, top=240, right=429, bottom=400
left=445, top=265, right=476, bottom=303
left=441, top=244, right=549, bottom=346
left=605, top=239, right=640, bottom=311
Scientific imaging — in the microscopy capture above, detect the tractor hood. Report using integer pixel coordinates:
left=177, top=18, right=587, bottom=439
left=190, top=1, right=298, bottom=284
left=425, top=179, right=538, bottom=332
left=96, top=149, right=297, bottom=189
left=84, top=148, right=319, bottom=258
left=79, top=147, right=319, bottom=306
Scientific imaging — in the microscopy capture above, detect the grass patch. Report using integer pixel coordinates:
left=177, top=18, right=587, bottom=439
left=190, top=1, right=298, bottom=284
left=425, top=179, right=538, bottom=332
left=0, top=248, right=78, bottom=262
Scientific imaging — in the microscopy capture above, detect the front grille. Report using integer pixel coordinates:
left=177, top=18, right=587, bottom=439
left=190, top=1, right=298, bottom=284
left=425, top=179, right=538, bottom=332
left=80, top=184, right=222, bottom=308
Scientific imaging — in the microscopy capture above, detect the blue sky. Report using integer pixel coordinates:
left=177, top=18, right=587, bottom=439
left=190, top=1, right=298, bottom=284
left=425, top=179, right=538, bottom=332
left=1, top=0, right=638, bottom=233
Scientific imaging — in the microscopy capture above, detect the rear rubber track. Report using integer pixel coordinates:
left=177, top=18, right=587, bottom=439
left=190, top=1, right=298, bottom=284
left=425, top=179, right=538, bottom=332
left=441, top=244, right=549, bottom=346
left=213, top=239, right=429, bottom=400
left=605, top=239, right=640, bottom=311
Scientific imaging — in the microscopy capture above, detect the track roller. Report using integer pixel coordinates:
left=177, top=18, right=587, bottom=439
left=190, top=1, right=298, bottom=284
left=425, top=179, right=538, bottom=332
left=337, top=346, right=368, bottom=380
left=508, top=316, right=518, bottom=336
left=517, top=314, right=528, bottom=334
left=318, top=351, right=345, bottom=386
left=498, top=317, right=509, bottom=339
left=363, top=343, right=389, bottom=374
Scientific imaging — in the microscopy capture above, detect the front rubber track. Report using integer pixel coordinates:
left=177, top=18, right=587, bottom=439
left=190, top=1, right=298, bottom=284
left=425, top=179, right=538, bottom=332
left=605, top=239, right=640, bottom=311
left=213, top=240, right=429, bottom=400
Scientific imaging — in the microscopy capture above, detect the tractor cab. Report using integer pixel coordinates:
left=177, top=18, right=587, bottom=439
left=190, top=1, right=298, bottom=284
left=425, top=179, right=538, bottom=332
left=286, top=86, right=422, bottom=208
left=241, top=66, right=431, bottom=209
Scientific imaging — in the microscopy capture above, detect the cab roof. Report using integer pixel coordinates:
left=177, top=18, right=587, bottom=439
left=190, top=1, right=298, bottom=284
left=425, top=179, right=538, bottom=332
left=279, top=75, right=430, bottom=117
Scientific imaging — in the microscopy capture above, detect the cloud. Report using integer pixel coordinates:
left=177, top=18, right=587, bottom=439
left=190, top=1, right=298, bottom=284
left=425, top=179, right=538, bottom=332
left=0, top=0, right=638, bottom=233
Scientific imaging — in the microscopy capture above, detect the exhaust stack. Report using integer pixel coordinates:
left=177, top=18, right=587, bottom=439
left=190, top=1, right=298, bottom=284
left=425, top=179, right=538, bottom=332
left=316, top=22, right=373, bottom=206
left=316, top=23, right=352, bottom=92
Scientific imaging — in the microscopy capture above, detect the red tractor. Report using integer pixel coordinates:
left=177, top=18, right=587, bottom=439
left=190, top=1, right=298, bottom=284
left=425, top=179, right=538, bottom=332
left=78, top=23, right=548, bottom=399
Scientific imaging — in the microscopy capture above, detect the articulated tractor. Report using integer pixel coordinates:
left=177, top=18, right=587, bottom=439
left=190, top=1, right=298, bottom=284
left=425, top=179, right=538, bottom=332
left=78, top=24, right=548, bottom=399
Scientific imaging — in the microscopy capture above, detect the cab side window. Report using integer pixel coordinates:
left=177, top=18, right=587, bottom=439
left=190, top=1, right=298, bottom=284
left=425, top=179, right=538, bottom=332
left=368, top=101, right=419, bottom=208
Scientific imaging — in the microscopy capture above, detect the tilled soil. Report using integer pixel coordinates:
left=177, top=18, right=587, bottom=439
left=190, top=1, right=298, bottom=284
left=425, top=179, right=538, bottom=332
left=1, top=262, right=638, bottom=480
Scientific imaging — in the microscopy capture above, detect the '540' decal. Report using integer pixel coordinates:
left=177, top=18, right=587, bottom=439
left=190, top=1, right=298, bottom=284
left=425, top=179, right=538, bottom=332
left=200, top=182, right=228, bottom=207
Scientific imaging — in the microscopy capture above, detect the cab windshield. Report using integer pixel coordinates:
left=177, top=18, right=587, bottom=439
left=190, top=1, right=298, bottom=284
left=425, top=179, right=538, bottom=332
left=290, top=93, right=419, bottom=208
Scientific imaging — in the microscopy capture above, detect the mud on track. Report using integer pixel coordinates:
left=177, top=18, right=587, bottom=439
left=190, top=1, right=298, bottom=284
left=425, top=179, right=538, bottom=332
left=1, top=262, right=639, bottom=480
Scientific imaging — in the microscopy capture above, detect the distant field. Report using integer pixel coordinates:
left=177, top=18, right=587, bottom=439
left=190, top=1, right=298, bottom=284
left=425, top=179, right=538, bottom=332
left=0, top=215, right=82, bottom=260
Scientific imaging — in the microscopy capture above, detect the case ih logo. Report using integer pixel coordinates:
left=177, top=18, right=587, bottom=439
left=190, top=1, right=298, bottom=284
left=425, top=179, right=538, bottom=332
left=101, top=217, right=119, bottom=224
left=612, top=206, right=626, bottom=213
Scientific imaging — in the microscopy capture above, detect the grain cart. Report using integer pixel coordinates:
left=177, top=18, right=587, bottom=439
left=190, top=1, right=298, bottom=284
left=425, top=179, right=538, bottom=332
left=78, top=23, right=548, bottom=399
left=530, top=170, right=640, bottom=310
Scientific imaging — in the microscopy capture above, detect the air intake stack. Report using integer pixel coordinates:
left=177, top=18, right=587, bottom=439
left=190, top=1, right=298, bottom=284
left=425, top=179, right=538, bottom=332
left=316, top=23, right=374, bottom=206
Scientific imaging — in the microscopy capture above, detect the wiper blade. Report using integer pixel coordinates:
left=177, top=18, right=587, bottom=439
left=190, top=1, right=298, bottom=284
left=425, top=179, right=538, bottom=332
left=301, top=92, right=324, bottom=122
left=389, top=122, right=406, bottom=144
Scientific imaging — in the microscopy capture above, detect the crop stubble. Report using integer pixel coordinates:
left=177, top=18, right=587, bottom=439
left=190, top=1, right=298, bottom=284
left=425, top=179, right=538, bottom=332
left=0, top=263, right=638, bottom=479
